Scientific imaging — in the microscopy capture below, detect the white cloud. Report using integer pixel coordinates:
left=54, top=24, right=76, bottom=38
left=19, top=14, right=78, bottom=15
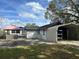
left=17, top=2, right=49, bottom=26
left=26, top=2, right=46, bottom=15
left=19, top=12, right=38, bottom=19
left=19, top=11, right=46, bottom=20
left=48, top=0, right=52, bottom=2
left=26, top=2, right=45, bottom=11
left=19, top=2, right=46, bottom=20
left=0, top=17, right=26, bottom=27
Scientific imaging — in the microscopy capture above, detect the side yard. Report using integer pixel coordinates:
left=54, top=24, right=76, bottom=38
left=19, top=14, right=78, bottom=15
left=0, top=44, right=79, bottom=59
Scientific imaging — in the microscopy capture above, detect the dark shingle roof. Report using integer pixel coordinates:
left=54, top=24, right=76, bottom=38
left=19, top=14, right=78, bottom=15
left=40, top=22, right=62, bottom=29
left=24, top=22, right=62, bottom=31
left=24, top=27, right=40, bottom=31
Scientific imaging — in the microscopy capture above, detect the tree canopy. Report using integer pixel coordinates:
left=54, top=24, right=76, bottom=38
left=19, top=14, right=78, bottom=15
left=25, top=23, right=39, bottom=28
left=45, top=0, right=79, bottom=23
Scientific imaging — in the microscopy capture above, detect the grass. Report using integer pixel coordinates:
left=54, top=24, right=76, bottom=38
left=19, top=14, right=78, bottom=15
left=0, top=44, right=79, bottom=59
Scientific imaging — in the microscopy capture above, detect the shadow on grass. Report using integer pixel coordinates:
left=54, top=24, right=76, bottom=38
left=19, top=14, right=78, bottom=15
left=0, top=44, right=79, bottom=59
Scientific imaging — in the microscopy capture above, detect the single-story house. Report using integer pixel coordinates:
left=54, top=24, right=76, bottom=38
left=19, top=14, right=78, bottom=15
left=2, top=22, right=79, bottom=42
left=2, top=25, right=40, bottom=39
left=3, top=25, right=23, bottom=35
left=23, top=27, right=40, bottom=39
left=23, top=22, right=62, bottom=40
left=2, top=25, right=25, bottom=39
left=38, top=22, right=79, bottom=42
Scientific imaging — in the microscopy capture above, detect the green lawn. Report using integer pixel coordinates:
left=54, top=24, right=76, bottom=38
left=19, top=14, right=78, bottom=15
left=0, top=44, right=79, bottom=59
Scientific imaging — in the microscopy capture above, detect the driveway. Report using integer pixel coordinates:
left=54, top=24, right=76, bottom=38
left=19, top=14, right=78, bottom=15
left=0, top=39, right=79, bottom=48
left=58, top=41, right=79, bottom=46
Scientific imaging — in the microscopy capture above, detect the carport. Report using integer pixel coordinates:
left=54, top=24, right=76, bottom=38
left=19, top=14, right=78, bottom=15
left=57, top=23, right=79, bottom=41
left=45, top=23, right=79, bottom=42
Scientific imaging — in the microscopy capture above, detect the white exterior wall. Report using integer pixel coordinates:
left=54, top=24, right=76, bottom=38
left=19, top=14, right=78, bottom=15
left=20, top=30, right=22, bottom=35
left=26, top=31, right=40, bottom=39
left=26, top=30, right=47, bottom=39
left=9, top=30, right=12, bottom=34
left=46, top=26, right=58, bottom=42
left=42, top=23, right=73, bottom=42
left=6, top=30, right=22, bottom=35
left=40, top=30, right=47, bottom=40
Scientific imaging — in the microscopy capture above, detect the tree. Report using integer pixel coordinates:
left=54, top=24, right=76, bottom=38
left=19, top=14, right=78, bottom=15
left=45, top=0, right=79, bottom=23
left=0, top=30, right=6, bottom=39
left=25, top=23, right=39, bottom=28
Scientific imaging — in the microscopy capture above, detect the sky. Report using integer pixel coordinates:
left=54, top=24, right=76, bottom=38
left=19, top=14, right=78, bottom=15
left=0, top=0, right=52, bottom=27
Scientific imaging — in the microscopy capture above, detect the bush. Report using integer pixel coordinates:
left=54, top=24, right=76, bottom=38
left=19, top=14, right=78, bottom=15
left=0, top=30, right=6, bottom=39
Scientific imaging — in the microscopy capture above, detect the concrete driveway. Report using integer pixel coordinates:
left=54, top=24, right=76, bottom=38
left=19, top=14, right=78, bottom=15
left=0, top=39, right=79, bottom=47
left=58, top=41, right=79, bottom=46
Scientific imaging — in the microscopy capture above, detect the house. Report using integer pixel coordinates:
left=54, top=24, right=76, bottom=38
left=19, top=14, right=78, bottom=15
left=23, top=27, right=41, bottom=39
left=3, top=25, right=40, bottom=39
left=2, top=23, right=79, bottom=42
left=39, top=22, right=79, bottom=42
left=3, top=25, right=23, bottom=35
left=2, top=25, right=24, bottom=39
left=39, top=23, right=62, bottom=42
left=23, top=23, right=63, bottom=41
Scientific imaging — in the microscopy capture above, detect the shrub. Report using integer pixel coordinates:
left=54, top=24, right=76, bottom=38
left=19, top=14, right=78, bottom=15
left=0, top=30, right=6, bottom=39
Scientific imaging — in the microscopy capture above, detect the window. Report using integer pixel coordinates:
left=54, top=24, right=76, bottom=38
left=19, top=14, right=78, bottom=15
left=12, top=30, right=16, bottom=33
left=12, top=30, right=20, bottom=34
left=16, top=30, right=20, bottom=33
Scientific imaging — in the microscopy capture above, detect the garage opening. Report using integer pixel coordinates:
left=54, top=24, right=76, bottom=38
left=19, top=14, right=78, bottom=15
left=57, top=26, right=68, bottom=40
